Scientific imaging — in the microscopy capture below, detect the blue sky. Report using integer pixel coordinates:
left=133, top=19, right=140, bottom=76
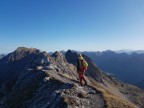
left=0, top=0, right=144, bottom=53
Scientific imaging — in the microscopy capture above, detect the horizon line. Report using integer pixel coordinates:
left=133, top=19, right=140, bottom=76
left=1, top=47, right=144, bottom=54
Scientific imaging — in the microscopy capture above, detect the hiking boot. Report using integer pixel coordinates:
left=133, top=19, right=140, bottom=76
left=84, top=81, right=87, bottom=85
left=79, top=83, right=83, bottom=86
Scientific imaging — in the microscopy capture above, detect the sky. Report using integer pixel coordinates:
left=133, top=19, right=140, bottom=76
left=0, top=0, right=144, bottom=53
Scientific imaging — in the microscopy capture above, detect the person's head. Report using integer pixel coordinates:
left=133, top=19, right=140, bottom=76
left=78, top=54, right=83, bottom=60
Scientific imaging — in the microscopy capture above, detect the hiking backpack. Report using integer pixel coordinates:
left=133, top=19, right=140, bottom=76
left=79, top=59, right=88, bottom=71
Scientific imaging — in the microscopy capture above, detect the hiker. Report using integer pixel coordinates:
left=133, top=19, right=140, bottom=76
left=77, top=54, right=88, bottom=86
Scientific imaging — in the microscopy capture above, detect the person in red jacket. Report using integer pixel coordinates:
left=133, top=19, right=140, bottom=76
left=77, top=54, right=88, bottom=86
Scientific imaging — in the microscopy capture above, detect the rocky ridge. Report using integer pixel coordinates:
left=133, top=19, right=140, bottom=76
left=0, top=47, right=144, bottom=108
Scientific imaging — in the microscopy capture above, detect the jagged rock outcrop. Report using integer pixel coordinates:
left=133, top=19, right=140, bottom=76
left=0, top=47, right=50, bottom=94
left=0, top=47, right=144, bottom=108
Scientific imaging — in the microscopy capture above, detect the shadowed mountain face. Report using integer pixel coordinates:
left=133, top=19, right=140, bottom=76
left=0, top=47, right=49, bottom=85
left=0, top=47, right=144, bottom=108
left=137, top=80, right=144, bottom=88
left=0, top=54, right=5, bottom=59
left=83, top=51, right=144, bottom=87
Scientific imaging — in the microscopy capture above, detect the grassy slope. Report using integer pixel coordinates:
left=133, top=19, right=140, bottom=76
left=88, top=77, right=138, bottom=108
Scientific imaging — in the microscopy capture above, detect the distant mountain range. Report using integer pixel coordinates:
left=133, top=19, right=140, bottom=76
left=49, top=49, right=144, bottom=55
left=82, top=50, right=144, bottom=88
left=115, top=49, right=144, bottom=54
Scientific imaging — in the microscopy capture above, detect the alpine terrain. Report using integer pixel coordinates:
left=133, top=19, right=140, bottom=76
left=83, top=51, right=144, bottom=88
left=0, top=47, right=144, bottom=108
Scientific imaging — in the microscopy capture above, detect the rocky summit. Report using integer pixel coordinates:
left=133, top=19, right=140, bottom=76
left=0, top=47, right=144, bottom=108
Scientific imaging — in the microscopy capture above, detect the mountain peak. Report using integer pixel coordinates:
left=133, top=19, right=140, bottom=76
left=67, top=49, right=73, bottom=53
left=15, top=47, right=40, bottom=53
left=65, top=50, right=78, bottom=66
left=52, top=51, right=63, bottom=57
